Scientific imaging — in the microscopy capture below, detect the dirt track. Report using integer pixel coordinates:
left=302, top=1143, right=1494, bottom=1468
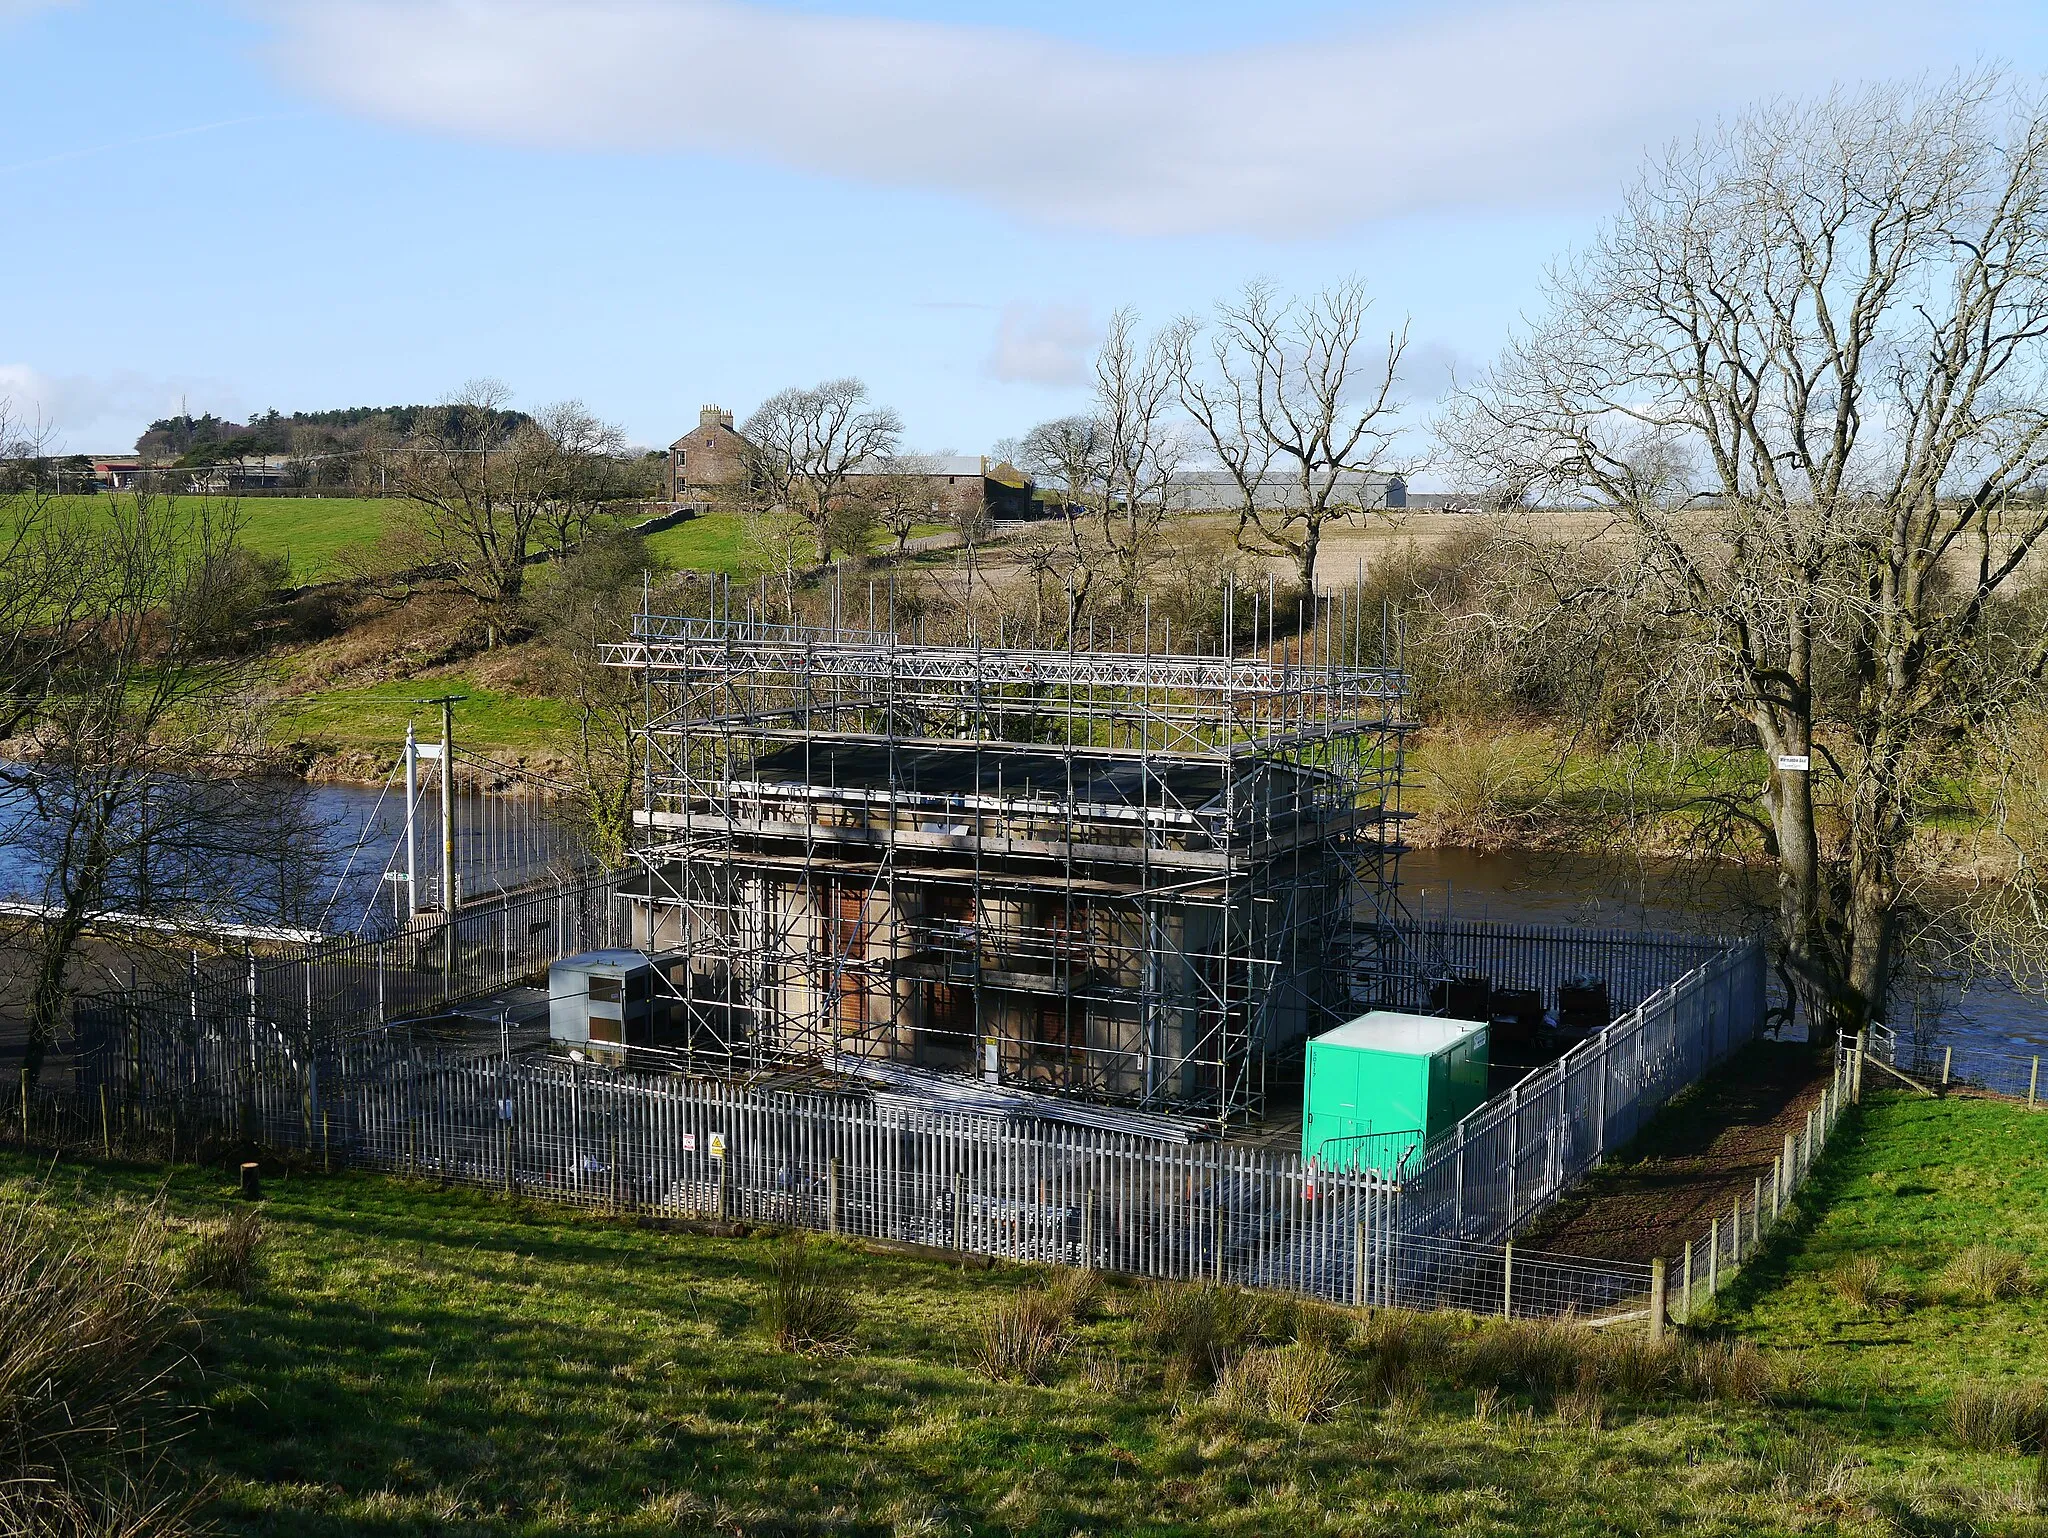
left=1522, top=1041, right=1832, bottom=1264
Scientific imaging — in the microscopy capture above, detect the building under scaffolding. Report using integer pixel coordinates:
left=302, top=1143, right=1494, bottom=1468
left=602, top=592, right=1410, bottom=1127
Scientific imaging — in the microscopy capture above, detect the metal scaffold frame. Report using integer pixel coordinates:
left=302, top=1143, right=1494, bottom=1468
left=602, top=579, right=1412, bottom=1129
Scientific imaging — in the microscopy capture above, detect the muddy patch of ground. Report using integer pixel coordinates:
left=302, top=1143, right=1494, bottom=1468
left=1524, top=1040, right=1832, bottom=1263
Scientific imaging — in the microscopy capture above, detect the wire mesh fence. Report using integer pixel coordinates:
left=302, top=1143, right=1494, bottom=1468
left=14, top=1014, right=1662, bottom=1321
left=1867, top=1023, right=2048, bottom=1104
left=1672, top=1040, right=1856, bottom=1320
left=81, top=875, right=629, bottom=1049
left=1398, top=935, right=1768, bottom=1241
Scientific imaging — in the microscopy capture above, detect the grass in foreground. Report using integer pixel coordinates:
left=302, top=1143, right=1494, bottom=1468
left=9, top=1129, right=2043, bottom=1538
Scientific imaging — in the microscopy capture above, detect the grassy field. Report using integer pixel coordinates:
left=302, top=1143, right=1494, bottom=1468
left=1719, top=1090, right=2048, bottom=1392
left=269, top=680, right=578, bottom=761
left=13, top=1090, right=2048, bottom=1537
left=30, top=494, right=392, bottom=582
left=642, top=513, right=954, bottom=577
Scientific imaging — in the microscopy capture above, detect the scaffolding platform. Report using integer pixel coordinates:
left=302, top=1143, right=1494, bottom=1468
left=603, top=599, right=1412, bottom=1129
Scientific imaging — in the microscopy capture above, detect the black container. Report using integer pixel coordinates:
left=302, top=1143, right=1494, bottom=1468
left=1557, top=975, right=1613, bottom=1033
left=1488, top=987, right=1544, bottom=1050
left=1430, top=974, right=1492, bottom=1022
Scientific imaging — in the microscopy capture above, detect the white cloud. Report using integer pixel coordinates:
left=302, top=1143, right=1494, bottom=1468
left=0, top=365, right=242, bottom=453
left=260, top=0, right=1956, bottom=237
left=986, top=301, right=1097, bottom=387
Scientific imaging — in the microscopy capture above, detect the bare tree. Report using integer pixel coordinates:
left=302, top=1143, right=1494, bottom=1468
left=1443, top=74, right=2048, bottom=1041
left=861, top=453, right=943, bottom=554
left=743, top=506, right=815, bottom=620
left=528, top=400, right=632, bottom=554
left=1093, top=310, right=1186, bottom=618
left=1173, top=278, right=1408, bottom=595
left=1016, top=415, right=1107, bottom=640
left=740, top=380, right=903, bottom=563
left=0, top=485, right=300, bottom=1081
left=392, top=383, right=631, bottom=624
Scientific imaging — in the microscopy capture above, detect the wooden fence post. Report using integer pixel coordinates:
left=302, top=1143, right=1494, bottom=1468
left=951, top=1172, right=965, bottom=1252
left=1769, top=1157, right=1781, bottom=1222
left=2032, top=1057, right=2040, bottom=1109
left=1353, top=1220, right=1366, bottom=1308
left=1649, top=1257, right=1667, bottom=1341
left=1681, top=1240, right=1692, bottom=1322
left=1502, top=1241, right=1514, bottom=1319
left=1941, top=1046, right=1952, bottom=1088
left=1081, top=1193, right=1095, bottom=1270
left=828, top=1156, right=842, bottom=1236
left=1707, top=1217, right=1719, bottom=1296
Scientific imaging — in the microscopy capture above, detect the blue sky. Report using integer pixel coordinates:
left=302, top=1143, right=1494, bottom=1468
left=4, top=0, right=2045, bottom=462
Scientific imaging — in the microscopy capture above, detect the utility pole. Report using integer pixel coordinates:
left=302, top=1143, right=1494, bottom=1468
left=403, top=722, right=419, bottom=919
left=440, top=696, right=458, bottom=920
left=413, top=696, right=466, bottom=974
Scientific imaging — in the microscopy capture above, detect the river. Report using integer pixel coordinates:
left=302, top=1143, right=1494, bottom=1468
left=2, top=774, right=2036, bottom=1060
left=0, top=771, right=582, bottom=938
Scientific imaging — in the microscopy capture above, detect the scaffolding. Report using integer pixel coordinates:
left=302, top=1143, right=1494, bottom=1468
left=602, top=583, right=1411, bottom=1128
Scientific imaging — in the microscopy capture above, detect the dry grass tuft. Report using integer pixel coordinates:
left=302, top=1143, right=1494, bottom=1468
left=1213, top=1343, right=1350, bottom=1424
left=763, top=1232, right=857, bottom=1356
left=1948, top=1380, right=2048, bottom=1453
left=1132, top=1283, right=1277, bottom=1391
left=1940, top=1245, right=2031, bottom=1305
left=180, top=1207, right=265, bottom=1297
left=1828, top=1253, right=1912, bottom=1315
left=0, top=1194, right=196, bottom=1533
left=976, top=1291, right=1071, bottom=1384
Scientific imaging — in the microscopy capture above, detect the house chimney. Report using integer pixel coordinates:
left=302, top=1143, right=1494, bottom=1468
left=700, top=404, right=725, bottom=429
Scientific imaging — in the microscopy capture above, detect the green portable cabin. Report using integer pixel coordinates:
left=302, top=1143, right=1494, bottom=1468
left=1302, top=1011, right=1490, bottom=1176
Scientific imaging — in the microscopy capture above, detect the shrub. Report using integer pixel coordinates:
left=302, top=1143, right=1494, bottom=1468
left=1949, top=1381, right=2048, bottom=1453
left=1829, top=1253, right=1912, bottom=1315
left=977, top=1291, right=1070, bottom=1384
left=180, top=1208, right=265, bottom=1296
left=1942, top=1245, right=2031, bottom=1305
left=763, top=1233, right=857, bottom=1356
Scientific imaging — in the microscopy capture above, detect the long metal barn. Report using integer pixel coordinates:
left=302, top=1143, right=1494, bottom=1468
left=602, top=596, right=1410, bottom=1128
